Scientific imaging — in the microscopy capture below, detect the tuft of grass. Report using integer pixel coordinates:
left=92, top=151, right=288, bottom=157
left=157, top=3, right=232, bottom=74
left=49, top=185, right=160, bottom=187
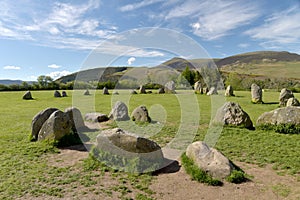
left=271, top=183, right=291, bottom=197
left=225, top=170, right=247, bottom=184
left=257, top=123, right=300, bottom=134
left=181, top=153, right=222, bottom=186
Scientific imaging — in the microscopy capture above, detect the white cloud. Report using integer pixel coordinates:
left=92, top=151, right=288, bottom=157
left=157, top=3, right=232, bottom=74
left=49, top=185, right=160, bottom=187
left=238, top=43, right=250, bottom=48
left=245, top=6, right=300, bottom=46
left=48, top=64, right=61, bottom=69
left=0, top=0, right=116, bottom=50
left=94, top=41, right=165, bottom=57
left=127, top=57, right=136, bottom=65
left=164, top=0, right=259, bottom=40
left=191, top=22, right=200, bottom=30
left=3, top=65, right=21, bottom=70
left=47, top=70, right=71, bottom=80
left=120, top=0, right=164, bottom=12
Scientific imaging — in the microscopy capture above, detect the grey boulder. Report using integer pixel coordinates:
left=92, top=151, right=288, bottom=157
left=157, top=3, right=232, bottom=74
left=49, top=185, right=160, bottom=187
left=186, top=141, right=235, bottom=179
left=257, top=106, right=300, bottom=126
left=38, top=110, right=71, bottom=141
left=31, top=108, right=59, bottom=140
left=23, top=91, right=33, bottom=100
left=108, top=101, right=130, bottom=121
left=131, top=105, right=151, bottom=123
left=213, top=102, right=253, bottom=129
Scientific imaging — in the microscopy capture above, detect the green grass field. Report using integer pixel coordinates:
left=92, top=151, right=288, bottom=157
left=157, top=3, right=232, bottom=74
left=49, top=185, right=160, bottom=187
left=0, top=90, right=299, bottom=199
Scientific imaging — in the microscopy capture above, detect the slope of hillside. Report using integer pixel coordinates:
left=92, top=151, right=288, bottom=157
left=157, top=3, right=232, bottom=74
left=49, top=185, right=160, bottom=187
left=216, top=51, right=300, bottom=67
left=56, top=67, right=129, bottom=83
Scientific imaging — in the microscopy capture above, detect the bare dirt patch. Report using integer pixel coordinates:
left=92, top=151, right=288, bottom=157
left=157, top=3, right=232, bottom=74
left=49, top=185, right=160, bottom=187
left=150, top=161, right=300, bottom=200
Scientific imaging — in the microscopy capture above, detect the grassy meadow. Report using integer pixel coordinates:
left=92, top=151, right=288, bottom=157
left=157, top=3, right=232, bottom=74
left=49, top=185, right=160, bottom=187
left=0, top=90, right=300, bottom=199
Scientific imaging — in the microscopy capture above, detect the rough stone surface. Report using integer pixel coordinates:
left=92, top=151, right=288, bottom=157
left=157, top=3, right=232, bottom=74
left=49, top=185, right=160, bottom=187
left=31, top=108, right=59, bottom=140
left=139, top=85, right=146, bottom=94
left=84, top=89, right=90, bottom=95
left=286, top=97, right=300, bottom=107
left=257, top=106, right=300, bottom=126
left=207, top=87, right=218, bottom=95
left=23, top=91, right=33, bottom=100
left=213, top=102, right=253, bottom=128
left=225, top=85, right=234, bottom=97
left=164, top=81, right=175, bottom=93
left=158, top=87, right=165, bottom=94
left=131, top=105, right=151, bottom=123
left=96, top=128, right=164, bottom=164
left=194, top=81, right=202, bottom=94
left=54, top=90, right=61, bottom=98
left=279, top=88, right=294, bottom=106
left=103, top=87, right=109, bottom=95
left=108, top=101, right=130, bottom=121
left=38, top=110, right=71, bottom=141
left=62, top=91, right=67, bottom=97
left=85, top=112, right=109, bottom=122
left=251, top=83, right=262, bottom=103
left=64, top=107, right=85, bottom=131
left=186, top=141, right=235, bottom=179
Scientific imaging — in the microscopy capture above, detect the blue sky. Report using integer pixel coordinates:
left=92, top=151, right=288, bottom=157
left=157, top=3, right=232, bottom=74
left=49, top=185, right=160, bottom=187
left=0, top=0, right=299, bottom=81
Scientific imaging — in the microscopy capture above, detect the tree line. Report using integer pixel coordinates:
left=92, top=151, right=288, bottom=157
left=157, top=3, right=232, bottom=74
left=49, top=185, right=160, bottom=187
left=1, top=69, right=299, bottom=92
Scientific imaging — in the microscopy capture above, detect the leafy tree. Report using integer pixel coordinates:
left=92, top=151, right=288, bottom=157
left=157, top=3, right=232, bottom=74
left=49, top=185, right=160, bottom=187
left=181, top=66, right=195, bottom=86
left=37, top=75, right=53, bottom=89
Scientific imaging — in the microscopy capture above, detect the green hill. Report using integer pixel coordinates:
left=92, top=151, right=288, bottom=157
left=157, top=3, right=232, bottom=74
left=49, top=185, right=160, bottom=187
left=56, top=51, right=300, bottom=84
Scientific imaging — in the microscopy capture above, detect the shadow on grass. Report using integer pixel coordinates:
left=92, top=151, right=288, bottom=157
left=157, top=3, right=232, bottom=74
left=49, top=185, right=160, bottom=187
left=262, top=102, right=279, bottom=105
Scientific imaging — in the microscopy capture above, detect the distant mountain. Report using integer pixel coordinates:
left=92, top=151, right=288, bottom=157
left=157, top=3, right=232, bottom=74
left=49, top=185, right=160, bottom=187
left=0, top=79, right=36, bottom=85
left=215, top=51, right=300, bottom=67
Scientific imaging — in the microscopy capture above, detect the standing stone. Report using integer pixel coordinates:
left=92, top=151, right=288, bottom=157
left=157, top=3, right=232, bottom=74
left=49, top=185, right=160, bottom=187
left=186, top=141, right=235, bottom=179
left=103, top=87, right=109, bottom=95
left=108, top=101, right=130, bottom=121
left=23, top=91, right=33, bottom=100
left=139, top=85, right=146, bottom=94
left=113, top=91, right=119, bottom=95
left=164, top=81, right=175, bottom=93
left=251, top=83, right=263, bottom=103
left=213, top=102, right=253, bottom=129
left=84, top=89, right=90, bottom=95
left=131, top=105, right=151, bottom=123
left=207, top=87, right=218, bottom=95
left=54, top=90, right=61, bottom=98
left=194, top=81, right=202, bottom=94
left=279, top=88, right=294, bottom=106
left=64, top=107, right=85, bottom=131
left=38, top=110, right=71, bottom=141
left=31, top=108, right=59, bottom=140
left=286, top=97, right=300, bottom=107
left=158, top=87, right=165, bottom=94
left=62, top=91, right=67, bottom=97
left=225, top=85, right=234, bottom=97
left=203, top=87, right=208, bottom=94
